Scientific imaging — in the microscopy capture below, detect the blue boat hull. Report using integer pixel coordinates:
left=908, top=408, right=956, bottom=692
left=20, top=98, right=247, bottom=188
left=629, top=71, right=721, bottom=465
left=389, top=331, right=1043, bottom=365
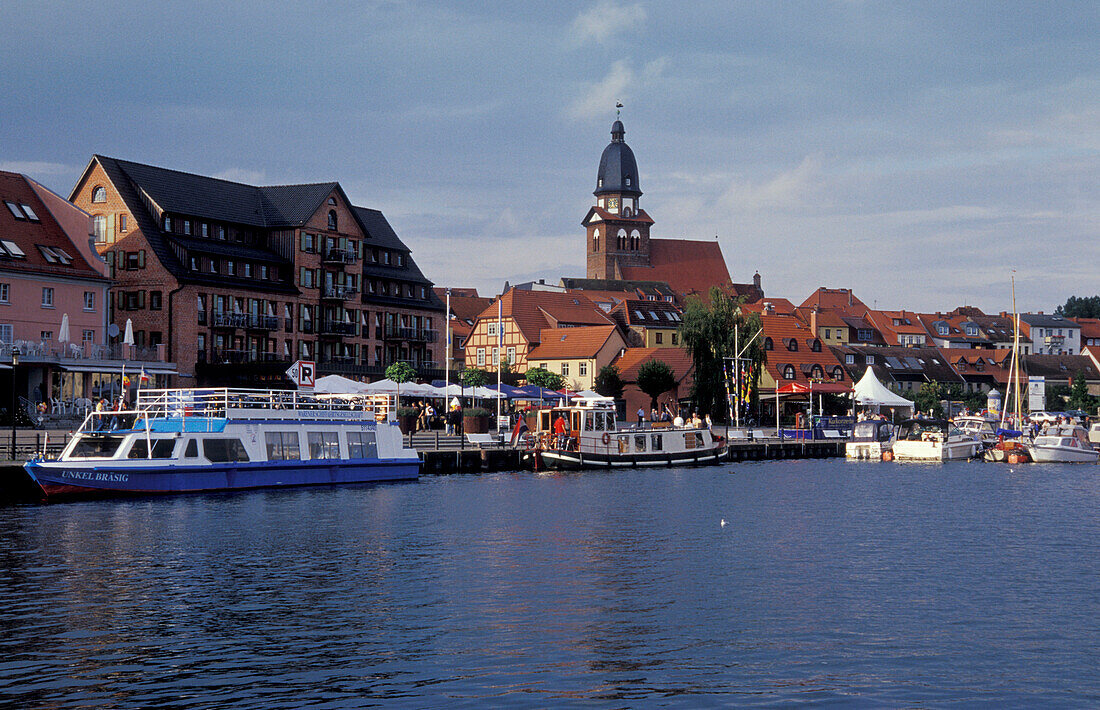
left=25, top=458, right=420, bottom=499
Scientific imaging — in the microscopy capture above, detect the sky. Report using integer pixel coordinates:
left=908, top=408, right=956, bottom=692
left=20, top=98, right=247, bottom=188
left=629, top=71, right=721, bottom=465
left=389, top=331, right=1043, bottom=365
left=1, top=1, right=1096, bottom=313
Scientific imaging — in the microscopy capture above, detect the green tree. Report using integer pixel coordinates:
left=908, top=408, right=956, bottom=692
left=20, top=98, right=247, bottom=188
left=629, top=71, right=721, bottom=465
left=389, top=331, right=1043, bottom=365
left=594, top=364, right=624, bottom=399
left=913, top=381, right=943, bottom=417
left=1055, top=295, right=1100, bottom=318
left=637, top=359, right=676, bottom=411
left=1068, top=371, right=1096, bottom=412
left=385, top=361, right=416, bottom=384
left=525, top=367, right=565, bottom=391
left=679, top=287, right=766, bottom=422
left=458, top=367, right=489, bottom=388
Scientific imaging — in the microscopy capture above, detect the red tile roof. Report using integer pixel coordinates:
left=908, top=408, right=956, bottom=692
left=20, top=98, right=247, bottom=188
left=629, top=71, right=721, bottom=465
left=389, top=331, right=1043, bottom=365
left=0, top=172, right=105, bottom=280
left=618, top=238, right=732, bottom=301
left=584, top=206, right=655, bottom=225
left=798, top=287, right=867, bottom=315
left=477, top=289, right=612, bottom=343
left=759, top=313, right=847, bottom=387
left=435, top=287, right=480, bottom=299
left=613, top=347, right=695, bottom=385
left=525, top=325, right=620, bottom=360
left=1074, top=318, right=1100, bottom=340
left=742, top=298, right=797, bottom=316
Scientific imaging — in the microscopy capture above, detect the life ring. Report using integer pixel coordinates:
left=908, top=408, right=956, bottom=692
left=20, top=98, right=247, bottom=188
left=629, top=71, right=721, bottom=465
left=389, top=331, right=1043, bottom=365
left=602, top=432, right=611, bottom=445
left=882, top=450, right=894, bottom=462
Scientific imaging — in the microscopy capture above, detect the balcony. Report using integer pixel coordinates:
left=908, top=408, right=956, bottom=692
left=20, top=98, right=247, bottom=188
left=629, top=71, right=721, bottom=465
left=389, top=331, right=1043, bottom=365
left=211, top=312, right=280, bottom=330
left=382, top=325, right=438, bottom=342
left=322, top=247, right=358, bottom=265
left=319, top=319, right=357, bottom=336
left=209, top=349, right=285, bottom=364
left=319, top=354, right=357, bottom=366
left=322, top=284, right=358, bottom=301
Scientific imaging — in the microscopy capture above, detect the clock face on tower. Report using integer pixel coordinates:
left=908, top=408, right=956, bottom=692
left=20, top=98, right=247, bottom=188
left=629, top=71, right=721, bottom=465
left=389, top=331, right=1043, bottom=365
left=607, top=197, right=619, bottom=211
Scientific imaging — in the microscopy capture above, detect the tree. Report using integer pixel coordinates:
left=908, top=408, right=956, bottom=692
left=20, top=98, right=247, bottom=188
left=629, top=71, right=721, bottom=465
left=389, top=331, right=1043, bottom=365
left=1055, top=295, right=1100, bottom=318
left=637, top=359, right=676, bottom=411
left=594, top=364, right=624, bottom=399
left=679, top=286, right=766, bottom=422
left=1068, top=371, right=1096, bottom=412
left=458, top=367, right=489, bottom=388
left=385, top=361, right=416, bottom=384
left=525, top=367, right=565, bottom=391
left=913, top=381, right=944, bottom=417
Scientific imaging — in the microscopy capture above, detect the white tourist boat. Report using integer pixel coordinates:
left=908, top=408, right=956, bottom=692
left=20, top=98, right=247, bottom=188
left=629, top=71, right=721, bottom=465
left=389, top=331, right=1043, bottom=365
left=845, top=419, right=896, bottom=460
left=25, top=387, right=420, bottom=499
left=1028, top=425, right=1099, bottom=463
left=520, top=395, right=726, bottom=470
left=891, top=419, right=981, bottom=462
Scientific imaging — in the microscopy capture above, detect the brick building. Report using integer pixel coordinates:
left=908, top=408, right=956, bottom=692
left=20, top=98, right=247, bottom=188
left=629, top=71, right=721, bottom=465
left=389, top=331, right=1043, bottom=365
left=70, top=156, right=444, bottom=386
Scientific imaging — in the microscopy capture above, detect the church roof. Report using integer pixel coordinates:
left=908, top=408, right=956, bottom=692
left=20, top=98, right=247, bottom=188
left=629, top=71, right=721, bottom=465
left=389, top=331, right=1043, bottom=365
left=618, top=238, right=732, bottom=301
left=594, top=120, right=641, bottom=197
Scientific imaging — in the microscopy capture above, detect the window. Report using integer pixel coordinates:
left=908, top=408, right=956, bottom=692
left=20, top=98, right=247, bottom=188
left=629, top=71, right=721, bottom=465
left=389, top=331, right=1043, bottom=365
left=83, top=291, right=95, bottom=311
left=93, top=215, right=107, bottom=243
left=182, top=219, right=191, bottom=235
left=202, top=438, right=250, bottom=462
left=82, top=329, right=94, bottom=343
left=125, top=250, right=144, bottom=269
left=845, top=354, right=855, bottom=364
left=561, top=362, right=569, bottom=376
left=0, top=283, right=8, bottom=304
left=506, top=346, right=515, bottom=363
left=41, top=287, right=54, bottom=308
left=787, top=339, right=798, bottom=352
left=301, top=233, right=315, bottom=252
left=783, top=365, right=795, bottom=379
left=163, top=215, right=172, bottom=231
left=634, top=435, right=647, bottom=452
left=265, top=432, right=301, bottom=461
left=41, top=331, right=52, bottom=341
left=226, top=260, right=235, bottom=276
left=672, top=333, right=678, bottom=345
left=579, top=362, right=588, bottom=377
left=476, top=348, right=485, bottom=366
left=327, top=210, right=337, bottom=230
left=216, top=225, right=226, bottom=240
left=243, top=263, right=252, bottom=278
left=0, top=324, right=11, bottom=344
left=383, top=251, right=390, bottom=265
left=308, top=431, right=340, bottom=459
left=260, top=265, right=268, bottom=280
left=764, top=337, right=773, bottom=351
left=824, top=329, right=831, bottom=339
left=4, top=202, right=24, bottom=220
left=937, top=325, right=948, bottom=335
left=655, top=332, right=663, bottom=344
left=118, top=214, right=127, bottom=233
left=651, top=433, right=663, bottom=451
left=866, top=355, right=875, bottom=364
left=92, top=186, right=107, bottom=203
left=149, top=291, right=162, bottom=310
left=811, top=339, right=821, bottom=352
left=0, top=240, right=24, bottom=258
left=128, top=439, right=176, bottom=459
left=487, top=322, right=497, bottom=337
left=858, top=329, right=873, bottom=340
left=347, top=431, right=377, bottom=459
left=200, top=223, right=209, bottom=237
left=184, top=439, right=199, bottom=458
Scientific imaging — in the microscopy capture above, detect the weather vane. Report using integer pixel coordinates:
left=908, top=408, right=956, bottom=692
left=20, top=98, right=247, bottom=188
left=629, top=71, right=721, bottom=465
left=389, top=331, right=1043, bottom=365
left=616, top=101, right=623, bottom=118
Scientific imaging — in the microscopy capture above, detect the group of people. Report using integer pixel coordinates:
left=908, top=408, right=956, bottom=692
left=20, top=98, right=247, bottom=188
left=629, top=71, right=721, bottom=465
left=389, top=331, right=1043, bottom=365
left=635, top=404, right=709, bottom=429
left=410, top=399, right=470, bottom=435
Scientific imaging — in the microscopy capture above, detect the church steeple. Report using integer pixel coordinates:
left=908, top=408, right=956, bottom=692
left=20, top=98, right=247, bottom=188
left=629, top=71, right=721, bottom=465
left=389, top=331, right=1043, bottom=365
left=584, top=118, right=652, bottom=281
left=595, top=119, right=641, bottom=198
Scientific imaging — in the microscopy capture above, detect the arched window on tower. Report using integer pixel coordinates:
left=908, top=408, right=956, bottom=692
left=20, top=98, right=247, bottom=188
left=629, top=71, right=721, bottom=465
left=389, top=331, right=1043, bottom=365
left=617, top=229, right=627, bottom=250
left=630, top=229, right=640, bottom=250
left=592, top=230, right=599, bottom=252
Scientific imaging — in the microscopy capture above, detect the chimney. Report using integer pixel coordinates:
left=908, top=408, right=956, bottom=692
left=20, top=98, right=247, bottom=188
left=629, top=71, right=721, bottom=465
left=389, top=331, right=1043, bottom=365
left=847, top=289, right=852, bottom=306
left=811, top=306, right=818, bottom=335
left=764, top=302, right=774, bottom=315
left=538, top=278, right=545, bottom=285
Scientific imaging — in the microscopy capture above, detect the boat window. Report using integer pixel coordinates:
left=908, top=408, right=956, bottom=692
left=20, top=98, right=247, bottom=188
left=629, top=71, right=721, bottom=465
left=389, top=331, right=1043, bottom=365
left=634, top=434, right=647, bottom=452
left=605, top=412, right=616, bottom=431
left=347, top=431, right=377, bottom=458
left=694, top=432, right=704, bottom=447
left=593, top=413, right=605, bottom=431
left=128, top=438, right=176, bottom=459
left=203, top=438, right=250, bottom=462
left=585, top=412, right=594, bottom=431
left=617, top=436, right=628, bottom=454
left=69, top=436, right=125, bottom=458
left=651, top=434, right=663, bottom=451
left=308, top=431, right=341, bottom=459
left=184, top=439, right=199, bottom=458
left=571, top=411, right=581, bottom=431
left=265, top=432, right=301, bottom=460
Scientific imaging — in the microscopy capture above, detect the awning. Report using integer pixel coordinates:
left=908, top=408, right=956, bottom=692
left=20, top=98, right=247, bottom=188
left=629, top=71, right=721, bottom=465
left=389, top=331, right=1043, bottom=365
left=777, top=381, right=851, bottom=395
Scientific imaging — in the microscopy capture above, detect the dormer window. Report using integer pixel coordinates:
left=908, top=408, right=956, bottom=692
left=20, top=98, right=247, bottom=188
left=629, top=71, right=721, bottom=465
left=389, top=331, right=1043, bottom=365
left=92, top=186, right=107, bottom=203
left=786, top=338, right=798, bottom=352
left=937, top=324, right=948, bottom=335
left=163, top=215, right=172, bottom=231
left=764, top=337, right=773, bottom=351
left=597, top=178, right=603, bottom=188
left=625, top=177, right=631, bottom=186
left=811, top=339, right=821, bottom=352
left=327, top=210, right=337, bottom=230
left=782, top=365, right=795, bottom=380
left=328, top=197, right=336, bottom=205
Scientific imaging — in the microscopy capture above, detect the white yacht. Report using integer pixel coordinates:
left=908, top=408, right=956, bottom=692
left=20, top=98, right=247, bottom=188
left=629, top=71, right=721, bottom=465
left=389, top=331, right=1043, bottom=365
left=845, top=419, right=896, bottom=460
left=1028, top=425, right=1099, bottom=464
left=891, top=419, right=981, bottom=462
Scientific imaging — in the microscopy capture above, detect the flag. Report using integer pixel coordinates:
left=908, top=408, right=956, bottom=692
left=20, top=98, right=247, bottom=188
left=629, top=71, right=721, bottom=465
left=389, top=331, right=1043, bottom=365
left=122, top=375, right=131, bottom=388
left=509, top=416, right=529, bottom=446
left=139, top=368, right=150, bottom=385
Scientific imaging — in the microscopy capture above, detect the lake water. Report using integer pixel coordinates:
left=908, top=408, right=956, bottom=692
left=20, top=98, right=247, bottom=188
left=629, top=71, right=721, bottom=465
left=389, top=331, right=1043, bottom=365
left=2, top=460, right=1099, bottom=708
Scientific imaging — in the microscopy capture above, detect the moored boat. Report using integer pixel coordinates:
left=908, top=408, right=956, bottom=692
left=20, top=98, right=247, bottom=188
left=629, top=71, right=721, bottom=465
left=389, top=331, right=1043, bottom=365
left=845, top=419, right=896, bottom=460
left=891, top=418, right=981, bottom=462
left=520, top=395, right=726, bottom=470
left=24, top=387, right=420, bottom=499
left=1028, top=425, right=1099, bottom=463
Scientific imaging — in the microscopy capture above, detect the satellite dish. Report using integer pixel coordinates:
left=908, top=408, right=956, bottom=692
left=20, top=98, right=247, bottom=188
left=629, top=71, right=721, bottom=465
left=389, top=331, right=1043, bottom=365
left=108, top=323, right=120, bottom=337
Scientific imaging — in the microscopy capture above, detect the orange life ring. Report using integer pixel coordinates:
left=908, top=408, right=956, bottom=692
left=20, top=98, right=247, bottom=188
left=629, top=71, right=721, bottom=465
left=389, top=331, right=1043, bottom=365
left=602, top=432, right=611, bottom=445
left=882, top=450, right=894, bottom=462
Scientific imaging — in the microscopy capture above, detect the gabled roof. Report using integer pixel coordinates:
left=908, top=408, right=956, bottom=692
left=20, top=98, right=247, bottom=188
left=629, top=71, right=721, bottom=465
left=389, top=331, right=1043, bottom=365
left=477, top=289, right=612, bottom=343
left=799, top=287, right=867, bottom=314
left=742, top=298, right=797, bottom=316
left=828, top=345, right=964, bottom=385
left=939, top=347, right=1017, bottom=385
left=759, top=313, right=846, bottom=386
left=582, top=205, right=655, bottom=225
left=612, top=299, right=683, bottom=327
left=1074, top=317, right=1100, bottom=340
left=841, top=315, right=888, bottom=346
left=1022, top=354, right=1099, bottom=380
left=1019, top=313, right=1080, bottom=330
left=618, top=238, right=732, bottom=301
left=525, top=325, right=620, bottom=360
left=613, top=347, right=694, bottom=384
left=560, top=277, right=677, bottom=301
left=0, top=171, right=106, bottom=281
left=438, top=290, right=493, bottom=326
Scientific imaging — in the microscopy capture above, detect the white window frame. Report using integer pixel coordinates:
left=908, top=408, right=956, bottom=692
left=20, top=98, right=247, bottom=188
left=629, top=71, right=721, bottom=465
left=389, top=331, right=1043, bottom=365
left=41, top=287, right=54, bottom=308
left=83, top=291, right=95, bottom=311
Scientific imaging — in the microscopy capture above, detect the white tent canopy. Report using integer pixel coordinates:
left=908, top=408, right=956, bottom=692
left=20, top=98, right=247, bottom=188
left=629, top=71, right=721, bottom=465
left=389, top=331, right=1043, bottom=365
left=853, top=368, right=915, bottom=409
left=313, top=374, right=368, bottom=395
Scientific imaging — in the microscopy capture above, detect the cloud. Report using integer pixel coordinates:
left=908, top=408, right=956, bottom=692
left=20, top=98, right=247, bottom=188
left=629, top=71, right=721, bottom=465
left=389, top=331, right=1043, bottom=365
left=567, top=58, right=667, bottom=121
left=213, top=167, right=267, bottom=184
left=0, top=160, right=77, bottom=177
left=571, top=0, right=647, bottom=45
left=716, top=156, right=823, bottom=213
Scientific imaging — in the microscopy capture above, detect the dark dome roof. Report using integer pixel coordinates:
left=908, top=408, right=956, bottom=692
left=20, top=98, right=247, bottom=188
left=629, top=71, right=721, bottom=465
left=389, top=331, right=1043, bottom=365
left=595, top=120, right=641, bottom=197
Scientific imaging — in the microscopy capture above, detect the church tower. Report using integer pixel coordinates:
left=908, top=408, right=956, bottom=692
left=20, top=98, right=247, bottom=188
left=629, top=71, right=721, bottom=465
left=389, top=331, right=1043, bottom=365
left=584, top=120, right=653, bottom=280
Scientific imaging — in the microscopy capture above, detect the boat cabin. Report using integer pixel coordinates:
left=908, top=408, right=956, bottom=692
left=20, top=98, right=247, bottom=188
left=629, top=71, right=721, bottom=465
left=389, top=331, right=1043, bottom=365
left=850, top=419, right=894, bottom=444
left=898, top=419, right=959, bottom=442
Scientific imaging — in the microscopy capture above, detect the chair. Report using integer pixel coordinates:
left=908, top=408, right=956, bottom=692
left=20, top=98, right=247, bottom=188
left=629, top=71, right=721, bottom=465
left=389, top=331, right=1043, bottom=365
left=465, top=433, right=498, bottom=449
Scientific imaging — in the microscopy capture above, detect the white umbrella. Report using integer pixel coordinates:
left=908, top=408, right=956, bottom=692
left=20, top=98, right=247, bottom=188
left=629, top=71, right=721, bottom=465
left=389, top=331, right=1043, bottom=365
left=59, top=313, right=70, bottom=343
left=313, top=374, right=369, bottom=395
left=473, top=386, right=506, bottom=399
left=123, top=318, right=135, bottom=346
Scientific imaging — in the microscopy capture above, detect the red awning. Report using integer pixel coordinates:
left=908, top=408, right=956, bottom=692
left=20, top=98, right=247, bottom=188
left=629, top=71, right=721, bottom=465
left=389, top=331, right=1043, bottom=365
left=777, top=382, right=811, bottom=394
left=777, top=381, right=851, bottom=395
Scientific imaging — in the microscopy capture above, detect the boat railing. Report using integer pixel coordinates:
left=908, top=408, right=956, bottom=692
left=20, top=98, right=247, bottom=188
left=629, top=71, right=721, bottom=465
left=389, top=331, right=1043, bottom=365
left=123, top=388, right=398, bottom=423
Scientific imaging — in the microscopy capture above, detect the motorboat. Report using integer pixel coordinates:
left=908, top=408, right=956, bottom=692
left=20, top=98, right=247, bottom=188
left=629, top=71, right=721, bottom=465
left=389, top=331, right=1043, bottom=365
left=1028, top=425, right=1099, bottom=463
left=954, top=415, right=1000, bottom=447
left=25, top=387, right=420, bottom=499
left=520, top=395, right=726, bottom=470
left=891, top=418, right=981, bottom=462
left=1088, top=422, right=1100, bottom=445
left=845, top=419, right=896, bottom=460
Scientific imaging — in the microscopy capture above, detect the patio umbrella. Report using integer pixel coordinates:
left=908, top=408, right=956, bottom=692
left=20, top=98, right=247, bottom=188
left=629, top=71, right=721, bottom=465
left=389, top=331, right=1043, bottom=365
left=123, top=318, right=135, bottom=346
left=59, top=313, right=70, bottom=343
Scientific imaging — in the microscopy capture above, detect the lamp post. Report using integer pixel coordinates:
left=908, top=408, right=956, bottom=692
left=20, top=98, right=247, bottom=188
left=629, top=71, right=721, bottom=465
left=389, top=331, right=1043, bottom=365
left=10, top=348, right=19, bottom=460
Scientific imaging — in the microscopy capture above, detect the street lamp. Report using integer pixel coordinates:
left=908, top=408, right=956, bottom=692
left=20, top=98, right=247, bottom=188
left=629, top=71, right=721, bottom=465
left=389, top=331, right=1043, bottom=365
left=10, top=348, right=19, bottom=461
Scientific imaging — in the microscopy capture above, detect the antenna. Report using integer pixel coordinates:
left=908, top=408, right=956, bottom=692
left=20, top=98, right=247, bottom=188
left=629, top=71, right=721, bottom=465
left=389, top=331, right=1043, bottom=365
left=615, top=101, right=623, bottom=118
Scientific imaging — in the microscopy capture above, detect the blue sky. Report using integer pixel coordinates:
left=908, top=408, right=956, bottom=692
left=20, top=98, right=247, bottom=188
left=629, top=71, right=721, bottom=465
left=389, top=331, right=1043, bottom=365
left=2, top=1, right=1096, bottom=312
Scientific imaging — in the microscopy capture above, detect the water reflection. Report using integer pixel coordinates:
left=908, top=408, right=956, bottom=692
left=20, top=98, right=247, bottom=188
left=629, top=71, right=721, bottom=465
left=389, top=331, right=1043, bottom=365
left=1, top=461, right=1099, bottom=706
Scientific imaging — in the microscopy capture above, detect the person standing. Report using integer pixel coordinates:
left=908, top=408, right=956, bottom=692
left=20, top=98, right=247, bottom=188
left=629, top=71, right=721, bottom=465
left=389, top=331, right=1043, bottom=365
left=636, top=406, right=645, bottom=424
